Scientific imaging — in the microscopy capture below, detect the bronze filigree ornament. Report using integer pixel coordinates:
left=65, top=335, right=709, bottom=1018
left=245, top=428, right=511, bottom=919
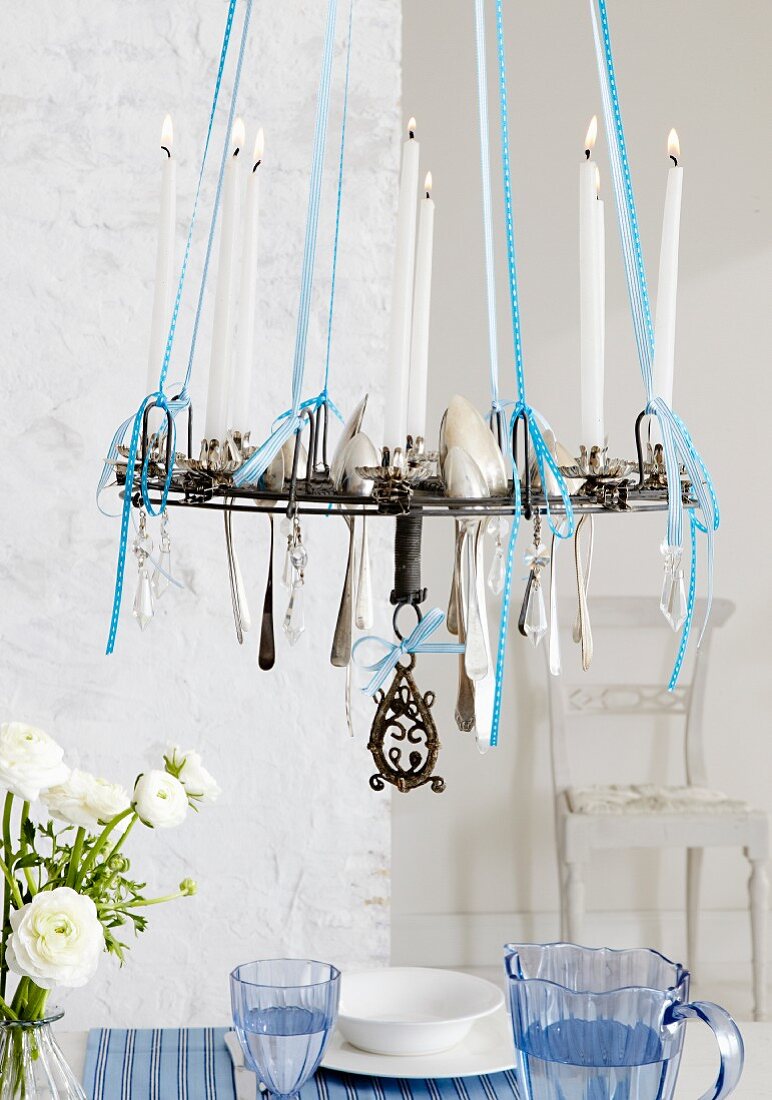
left=368, top=655, right=445, bottom=794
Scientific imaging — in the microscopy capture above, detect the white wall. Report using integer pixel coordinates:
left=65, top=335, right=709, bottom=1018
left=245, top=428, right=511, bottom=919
left=0, top=0, right=400, bottom=1028
left=395, top=0, right=772, bottom=970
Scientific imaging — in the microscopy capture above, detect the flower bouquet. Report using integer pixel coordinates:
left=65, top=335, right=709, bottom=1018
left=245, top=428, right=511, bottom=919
left=0, top=721, right=219, bottom=1099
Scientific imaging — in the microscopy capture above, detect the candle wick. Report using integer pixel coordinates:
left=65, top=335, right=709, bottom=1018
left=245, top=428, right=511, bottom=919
left=233, top=147, right=241, bottom=157
left=252, top=159, right=261, bottom=173
left=669, top=154, right=678, bottom=167
left=409, top=130, right=416, bottom=140
left=584, top=149, right=591, bottom=160
left=161, top=145, right=171, bottom=158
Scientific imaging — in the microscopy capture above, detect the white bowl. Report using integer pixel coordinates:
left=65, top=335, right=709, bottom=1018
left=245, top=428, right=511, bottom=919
left=337, top=967, right=504, bottom=1057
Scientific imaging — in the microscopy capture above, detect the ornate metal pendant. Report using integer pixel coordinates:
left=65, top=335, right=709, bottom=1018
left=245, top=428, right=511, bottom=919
left=368, top=656, right=445, bottom=794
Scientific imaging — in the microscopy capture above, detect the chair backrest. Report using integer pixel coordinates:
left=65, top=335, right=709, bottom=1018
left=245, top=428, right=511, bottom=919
left=545, top=596, right=734, bottom=799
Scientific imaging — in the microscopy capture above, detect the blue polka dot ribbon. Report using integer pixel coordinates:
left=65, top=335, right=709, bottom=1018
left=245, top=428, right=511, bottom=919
left=104, top=0, right=251, bottom=654
left=353, top=608, right=464, bottom=697
left=589, top=0, right=719, bottom=687
left=482, top=0, right=576, bottom=748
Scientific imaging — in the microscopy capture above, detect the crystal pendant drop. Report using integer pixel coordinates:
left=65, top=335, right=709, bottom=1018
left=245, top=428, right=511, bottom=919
left=282, top=547, right=294, bottom=589
left=151, top=546, right=171, bottom=599
left=524, top=578, right=548, bottom=647
left=661, top=566, right=687, bottom=631
left=133, top=567, right=154, bottom=630
left=487, top=546, right=506, bottom=595
left=283, top=581, right=305, bottom=645
left=660, top=545, right=687, bottom=632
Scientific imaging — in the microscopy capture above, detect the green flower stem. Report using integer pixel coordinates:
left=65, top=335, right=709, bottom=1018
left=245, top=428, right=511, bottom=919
left=65, top=827, right=86, bottom=889
left=10, top=977, right=29, bottom=1018
left=1, top=793, right=14, bottom=1000
left=18, top=803, right=36, bottom=898
left=73, top=808, right=133, bottom=890
left=111, top=888, right=189, bottom=911
left=23, top=984, right=48, bottom=1023
left=0, top=854, right=23, bottom=909
left=0, top=992, right=18, bottom=1022
left=105, top=814, right=137, bottom=867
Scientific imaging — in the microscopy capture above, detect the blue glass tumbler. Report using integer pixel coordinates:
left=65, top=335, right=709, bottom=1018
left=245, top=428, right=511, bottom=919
left=230, top=958, right=341, bottom=1100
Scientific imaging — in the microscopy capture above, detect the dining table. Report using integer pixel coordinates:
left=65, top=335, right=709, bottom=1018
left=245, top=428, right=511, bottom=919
left=58, top=1022, right=772, bottom=1098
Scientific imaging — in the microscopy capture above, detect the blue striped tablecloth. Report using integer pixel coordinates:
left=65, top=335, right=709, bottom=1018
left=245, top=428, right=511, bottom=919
left=83, top=1029, right=521, bottom=1100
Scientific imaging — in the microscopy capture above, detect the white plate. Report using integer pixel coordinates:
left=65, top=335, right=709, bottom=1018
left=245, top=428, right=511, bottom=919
left=321, top=1007, right=515, bottom=1079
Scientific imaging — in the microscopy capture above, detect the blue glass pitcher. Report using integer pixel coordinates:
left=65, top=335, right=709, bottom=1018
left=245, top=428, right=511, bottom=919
left=504, top=943, right=743, bottom=1100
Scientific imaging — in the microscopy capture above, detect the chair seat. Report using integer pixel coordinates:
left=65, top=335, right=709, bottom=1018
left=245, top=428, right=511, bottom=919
left=568, top=783, right=751, bottom=816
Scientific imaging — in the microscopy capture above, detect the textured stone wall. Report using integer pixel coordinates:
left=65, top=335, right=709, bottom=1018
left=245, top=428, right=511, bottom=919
left=0, top=0, right=399, bottom=1028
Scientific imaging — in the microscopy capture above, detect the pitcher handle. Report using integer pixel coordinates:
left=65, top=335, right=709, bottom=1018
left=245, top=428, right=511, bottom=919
left=668, top=1000, right=744, bottom=1100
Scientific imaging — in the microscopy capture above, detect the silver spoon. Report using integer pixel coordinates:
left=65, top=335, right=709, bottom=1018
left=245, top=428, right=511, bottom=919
left=355, top=516, right=373, bottom=630
left=258, top=515, right=275, bottom=671
left=224, top=502, right=251, bottom=644
left=444, top=447, right=490, bottom=681
left=330, top=432, right=377, bottom=667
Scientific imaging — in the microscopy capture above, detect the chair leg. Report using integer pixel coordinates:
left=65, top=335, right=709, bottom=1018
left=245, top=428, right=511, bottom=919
left=566, top=862, right=585, bottom=944
left=686, top=848, right=703, bottom=967
left=748, top=857, right=769, bottom=1021
left=559, top=862, right=568, bottom=941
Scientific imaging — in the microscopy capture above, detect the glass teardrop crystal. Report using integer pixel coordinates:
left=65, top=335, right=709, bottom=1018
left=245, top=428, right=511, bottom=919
left=661, top=565, right=687, bottom=631
left=487, top=547, right=506, bottom=595
left=133, top=567, right=154, bottom=631
left=283, top=581, right=305, bottom=645
left=524, top=579, right=548, bottom=648
left=151, top=547, right=172, bottom=599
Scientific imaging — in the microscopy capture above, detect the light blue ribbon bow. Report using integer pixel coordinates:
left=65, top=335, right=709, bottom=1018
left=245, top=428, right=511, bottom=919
left=589, top=0, right=720, bottom=688
left=353, top=608, right=464, bottom=697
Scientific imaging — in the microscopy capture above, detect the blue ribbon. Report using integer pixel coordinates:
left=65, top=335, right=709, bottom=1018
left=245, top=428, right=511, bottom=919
left=483, top=0, right=575, bottom=749
left=589, top=0, right=719, bottom=686
left=104, top=0, right=252, bottom=654
left=353, top=608, right=464, bottom=697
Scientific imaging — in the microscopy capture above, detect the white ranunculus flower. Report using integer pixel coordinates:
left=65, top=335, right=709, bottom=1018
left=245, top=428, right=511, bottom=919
left=133, top=769, right=188, bottom=828
left=167, top=746, right=221, bottom=803
left=7, top=887, right=104, bottom=990
left=42, top=769, right=130, bottom=831
left=0, top=722, right=70, bottom=802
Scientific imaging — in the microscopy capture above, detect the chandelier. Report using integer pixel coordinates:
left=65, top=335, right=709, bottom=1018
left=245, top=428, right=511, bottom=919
left=100, top=0, right=718, bottom=795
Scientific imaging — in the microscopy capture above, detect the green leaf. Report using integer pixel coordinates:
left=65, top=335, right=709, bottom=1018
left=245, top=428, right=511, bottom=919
left=14, top=854, right=41, bottom=870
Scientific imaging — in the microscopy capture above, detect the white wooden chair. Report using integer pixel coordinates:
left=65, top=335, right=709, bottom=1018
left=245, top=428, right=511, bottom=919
left=546, top=596, right=769, bottom=1020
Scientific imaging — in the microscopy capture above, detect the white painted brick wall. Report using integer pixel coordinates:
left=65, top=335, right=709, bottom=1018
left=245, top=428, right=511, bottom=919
left=0, top=0, right=399, bottom=1029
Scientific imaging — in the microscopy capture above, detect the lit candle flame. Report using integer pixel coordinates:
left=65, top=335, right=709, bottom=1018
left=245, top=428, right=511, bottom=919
left=253, top=127, right=265, bottom=167
left=667, top=127, right=680, bottom=164
left=161, top=114, right=173, bottom=154
left=408, top=116, right=417, bottom=138
left=594, top=164, right=601, bottom=197
left=424, top=171, right=432, bottom=197
left=584, top=115, right=598, bottom=155
left=232, top=117, right=246, bottom=155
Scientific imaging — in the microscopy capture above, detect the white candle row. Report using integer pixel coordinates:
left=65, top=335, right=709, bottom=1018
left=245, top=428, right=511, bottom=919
left=579, top=121, right=683, bottom=451
left=144, top=115, right=265, bottom=442
left=384, top=119, right=436, bottom=453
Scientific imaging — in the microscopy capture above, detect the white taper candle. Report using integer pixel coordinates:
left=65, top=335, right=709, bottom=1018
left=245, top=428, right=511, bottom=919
left=579, top=116, right=605, bottom=449
left=384, top=118, right=420, bottom=453
left=229, top=127, right=264, bottom=431
left=146, top=115, right=176, bottom=394
left=406, top=172, right=435, bottom=444
left=204, top=117, right=245, bottom=442
left=652, top=128, right=683, bottom=408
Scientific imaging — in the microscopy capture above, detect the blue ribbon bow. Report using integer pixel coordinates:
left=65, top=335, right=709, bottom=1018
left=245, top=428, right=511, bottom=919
left=590, top=0, right=720, bottom=688
left=353, top=608, right=464, bottom=697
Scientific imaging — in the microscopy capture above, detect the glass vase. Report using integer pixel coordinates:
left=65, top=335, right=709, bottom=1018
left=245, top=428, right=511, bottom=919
left=0, top=1012, right=85, bottom=1100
